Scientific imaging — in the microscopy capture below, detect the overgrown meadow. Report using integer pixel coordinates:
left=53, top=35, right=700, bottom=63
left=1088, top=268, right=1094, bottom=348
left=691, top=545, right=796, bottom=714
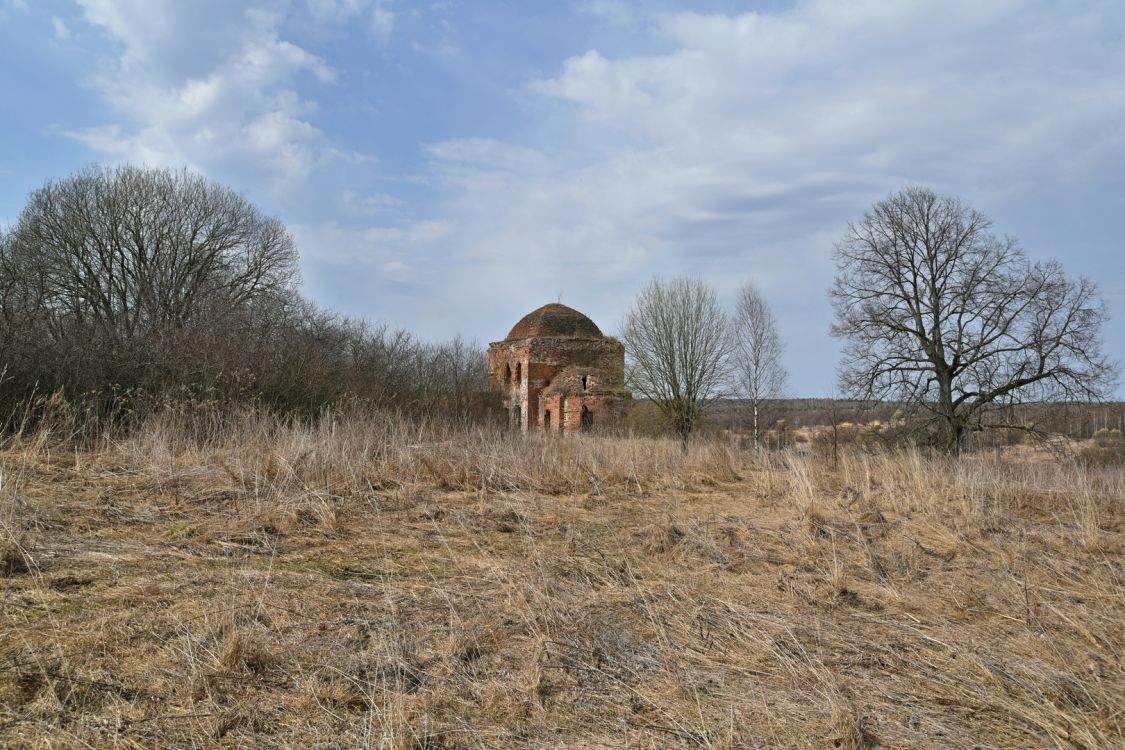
left=1, top=405, right=1121, bottom=748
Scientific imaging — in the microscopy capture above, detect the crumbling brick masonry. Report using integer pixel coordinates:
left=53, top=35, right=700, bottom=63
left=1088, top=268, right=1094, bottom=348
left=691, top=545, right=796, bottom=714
left=488, top=303, right=631, bottom=434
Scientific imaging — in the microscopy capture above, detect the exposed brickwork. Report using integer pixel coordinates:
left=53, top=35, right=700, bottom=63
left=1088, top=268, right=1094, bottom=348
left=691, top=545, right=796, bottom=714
left=488, top=304, right=631, bottom=434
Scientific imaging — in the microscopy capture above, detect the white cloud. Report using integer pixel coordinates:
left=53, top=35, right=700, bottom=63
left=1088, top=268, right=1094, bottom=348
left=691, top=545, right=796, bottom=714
left=69, top=1, right=344, bottom=191
left=306, top=0, right=369, bottom=20
left=0, top=0, right=27, bottom=21
left=292, top=218, right=454, bottom=318
left=46, top=0, right=1125, bottom=390
left=304, top=0, right=395, bottom=44
left=578, top=1, right=635, bottom=27
left=371, top=3, right=395, bottom=44
left=51, top=16, right=71, bottom=40
left=395, top=0, right=1125, bottom=385
left=341, top=189, right=402, bottom=216
left=425, top=138, right=550, bottom=176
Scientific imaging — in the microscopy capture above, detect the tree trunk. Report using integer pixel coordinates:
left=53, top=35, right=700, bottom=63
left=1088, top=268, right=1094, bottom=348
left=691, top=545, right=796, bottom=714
left=752, top=400, right=760, bottom=448
left=949, top=420, right=965, bottom=455
left=937, top=371, right=963, bottom=455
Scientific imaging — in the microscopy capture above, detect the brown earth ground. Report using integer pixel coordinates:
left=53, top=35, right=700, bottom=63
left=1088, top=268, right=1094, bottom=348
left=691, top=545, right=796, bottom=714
left=1, top=413, right=1122, bottom=748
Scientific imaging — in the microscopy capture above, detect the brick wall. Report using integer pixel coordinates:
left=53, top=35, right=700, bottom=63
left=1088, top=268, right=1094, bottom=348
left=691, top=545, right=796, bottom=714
left=488, top=323, right=629, bottom=435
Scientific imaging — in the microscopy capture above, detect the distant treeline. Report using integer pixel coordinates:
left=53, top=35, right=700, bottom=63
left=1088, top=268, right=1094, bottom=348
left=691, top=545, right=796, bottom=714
left=710, top=399, right=1125, bottom=443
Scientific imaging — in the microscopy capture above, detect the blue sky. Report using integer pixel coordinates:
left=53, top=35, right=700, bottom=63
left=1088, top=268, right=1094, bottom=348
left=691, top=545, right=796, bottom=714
left=1, top=0, right=1123, bottom=396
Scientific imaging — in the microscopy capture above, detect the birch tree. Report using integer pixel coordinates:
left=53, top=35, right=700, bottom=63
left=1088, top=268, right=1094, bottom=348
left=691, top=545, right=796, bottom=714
left=732, top=281, right=787, bottom=446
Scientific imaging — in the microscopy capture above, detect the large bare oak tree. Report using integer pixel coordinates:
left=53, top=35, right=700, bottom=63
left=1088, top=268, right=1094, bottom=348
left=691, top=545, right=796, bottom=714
left=620, top=277, right=732, bottom=445
left=831, top=187, right=1118, bottom=452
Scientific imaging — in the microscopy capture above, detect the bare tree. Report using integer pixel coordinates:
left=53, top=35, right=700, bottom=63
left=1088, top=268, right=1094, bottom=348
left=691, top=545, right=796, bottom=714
left=831, top=187, right=1118, bottom=453
left=7, top=165, right=297, bottom=343
left=0, top=165, right=299, bottom=394
left=732, top=281, right=787, bottom=447
left=620, top=277, right=733, bottom=445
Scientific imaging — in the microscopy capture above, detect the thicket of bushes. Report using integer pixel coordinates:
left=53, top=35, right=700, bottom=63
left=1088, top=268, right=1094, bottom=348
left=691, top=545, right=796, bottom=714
left=0, top=165, right=496, bottom=433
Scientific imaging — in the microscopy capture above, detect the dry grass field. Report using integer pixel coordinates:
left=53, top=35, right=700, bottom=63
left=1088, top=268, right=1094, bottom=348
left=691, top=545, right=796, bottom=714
left=1, top=409, right=1122, bottom=748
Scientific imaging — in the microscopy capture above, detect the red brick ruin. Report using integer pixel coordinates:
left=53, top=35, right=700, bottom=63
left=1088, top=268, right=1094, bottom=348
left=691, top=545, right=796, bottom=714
left=488, top=303, right=631, bottom=434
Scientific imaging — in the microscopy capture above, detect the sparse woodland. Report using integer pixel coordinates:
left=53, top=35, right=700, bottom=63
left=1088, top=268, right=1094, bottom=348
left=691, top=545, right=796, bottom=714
left=0, top=169, right=1122, bottom=748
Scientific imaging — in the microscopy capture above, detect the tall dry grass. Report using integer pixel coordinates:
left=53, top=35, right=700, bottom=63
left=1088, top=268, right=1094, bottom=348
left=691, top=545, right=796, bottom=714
left=117, top=403, right=745, bottom=492
left=0, top=405, right=1121, bottom=748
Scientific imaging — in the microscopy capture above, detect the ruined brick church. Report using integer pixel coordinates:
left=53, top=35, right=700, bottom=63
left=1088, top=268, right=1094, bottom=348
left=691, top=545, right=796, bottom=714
left=488, top=303, right=631, bottom=433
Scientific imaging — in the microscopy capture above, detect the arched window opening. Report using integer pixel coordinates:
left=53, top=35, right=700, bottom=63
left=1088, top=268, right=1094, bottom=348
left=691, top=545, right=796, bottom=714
left=581, top=405, right=594, bottom=432
left=544, top=410, right=552, bottom=431
left=581, top=374, right=588, bottom=391
left=504, top=363, right=511, bottom=385
left=515, top=361, right=522, bottom=385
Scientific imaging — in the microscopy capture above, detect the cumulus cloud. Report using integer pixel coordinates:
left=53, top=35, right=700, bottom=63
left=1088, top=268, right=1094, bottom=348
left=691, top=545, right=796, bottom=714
left=397, top=0, right=1125, bottom=386
left=535, top=1, right=1125, bottom=182
left=69, top=0, right=343, bottom=191
left=43, top=0, right=1125, bottom=390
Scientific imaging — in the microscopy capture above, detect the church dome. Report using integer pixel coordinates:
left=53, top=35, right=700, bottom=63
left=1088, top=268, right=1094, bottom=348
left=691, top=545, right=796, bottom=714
left=506, top=303, right=604, bottom=340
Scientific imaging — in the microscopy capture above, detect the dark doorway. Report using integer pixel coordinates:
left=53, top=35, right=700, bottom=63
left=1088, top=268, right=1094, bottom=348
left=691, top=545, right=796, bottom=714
left=581, top=374, right=588, bottom=391
left=544, top=409, right=551, bottom=432
left=581, top=405, right=594, bottom=432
